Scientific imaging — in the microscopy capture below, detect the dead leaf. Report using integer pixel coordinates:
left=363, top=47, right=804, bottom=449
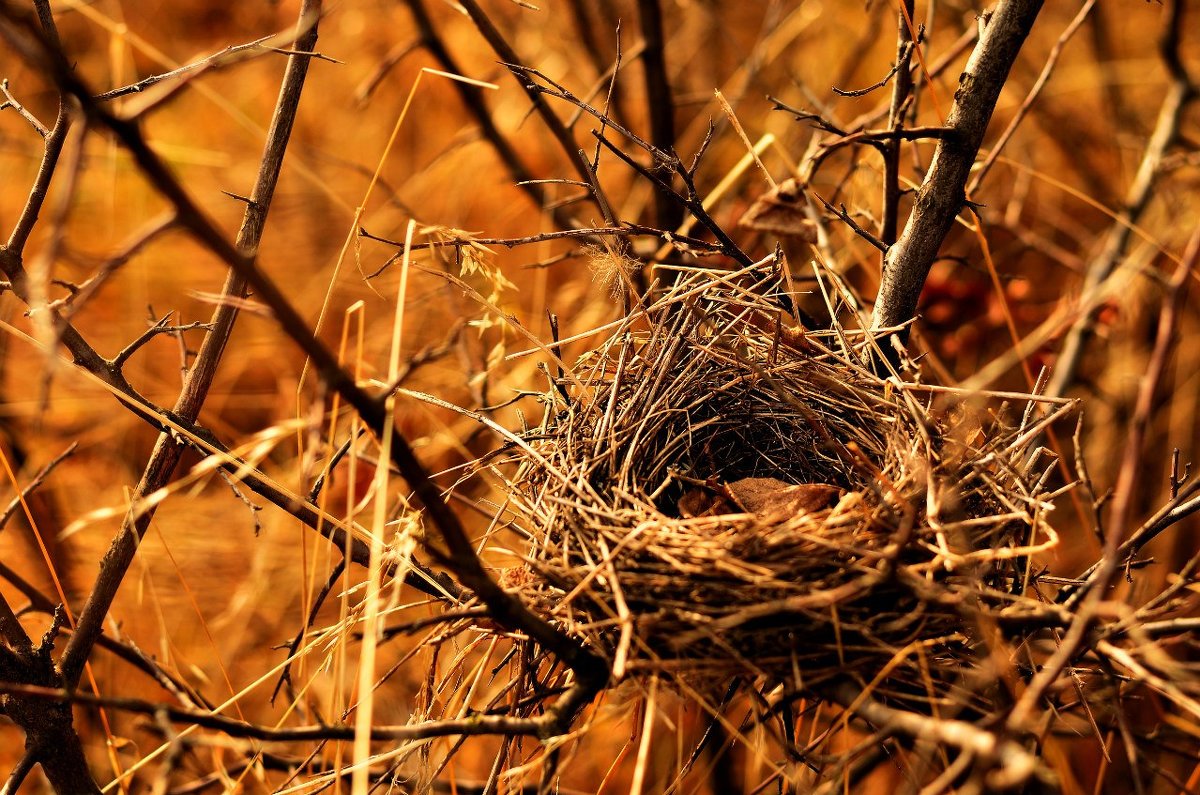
left=738, top=178, right=818, bottom=241
left=726, top=478, right=842, bottom=516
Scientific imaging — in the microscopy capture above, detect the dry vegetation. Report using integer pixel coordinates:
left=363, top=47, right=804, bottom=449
left=1, top=1, right=1199, bottom=793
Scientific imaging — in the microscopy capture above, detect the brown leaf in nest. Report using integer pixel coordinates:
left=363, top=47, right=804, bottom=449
left=677, top=478, right=842, bottom=518
left=726, top=478, right=842, bottom=516
left=738, top=178, right=818, bottom=241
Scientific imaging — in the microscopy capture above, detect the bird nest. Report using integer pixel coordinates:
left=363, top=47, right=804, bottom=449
left=495, top=261, right=1069, bottom=696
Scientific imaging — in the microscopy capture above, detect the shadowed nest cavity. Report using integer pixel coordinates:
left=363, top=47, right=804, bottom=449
left=498, top=262, right=1067, bottom=695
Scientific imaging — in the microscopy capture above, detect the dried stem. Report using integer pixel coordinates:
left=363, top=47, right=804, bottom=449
left=1046, top=0, right=1195, bottom=398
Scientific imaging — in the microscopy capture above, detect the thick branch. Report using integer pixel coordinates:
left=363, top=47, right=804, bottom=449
left=870, top=0, right=1044, bottom=342
left=635, top=0, right=681, bottom=232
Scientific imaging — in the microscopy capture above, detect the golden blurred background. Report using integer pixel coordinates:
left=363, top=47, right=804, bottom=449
left=1, top=0, right=1198, bottom=791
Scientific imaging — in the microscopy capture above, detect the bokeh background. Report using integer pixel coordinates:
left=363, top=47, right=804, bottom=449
left=1, top=0, right=1198, bottom=791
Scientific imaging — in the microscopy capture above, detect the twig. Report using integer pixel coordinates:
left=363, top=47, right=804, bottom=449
left=1046, top=0, right=1195, bottom=398
left=811, top=192, right=888, bottom=253
left=0, top=60, right=437, bottom=599
left=0, top=588, right=33, bottom=653
left=635, top=0, right=682, bottom=232
left=832, top=56, right=904, bottom=98
left=0, top=78, right=48, bottom=137
left=592, top=130, right=753, bottom=266
left=109, top=314, right=213, bottom=371
left=271, top=559, right=345, bottom=705
left=0, top=442, right=76, bottom=530
left=870, top=0, right=1045, bottom=352
left=54, top=213, right=178, bottom=317
left=94, top=35, right=274, bottom=100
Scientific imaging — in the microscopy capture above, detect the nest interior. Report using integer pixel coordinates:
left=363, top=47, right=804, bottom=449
left=500, top=261, right=1066, bottom=695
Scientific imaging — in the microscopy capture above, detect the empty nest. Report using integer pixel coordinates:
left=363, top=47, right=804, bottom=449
left=497, top=261, right=1068, bottom=696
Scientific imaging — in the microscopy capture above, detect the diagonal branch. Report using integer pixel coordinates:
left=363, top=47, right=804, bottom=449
left=0, top=0, right=607, bottom=695
left=869, top=0, right=1044, bottom=351
left=54, top=0, right=326, bottom=693
left=456, top=0, right=616, bottom=221
left=1045, top=0, right=1195, bottom=398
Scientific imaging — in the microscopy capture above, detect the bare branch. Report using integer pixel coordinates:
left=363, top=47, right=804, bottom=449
left=1046, top=0, right=1196, bottom=397
left=109, top=314, right=213, bottom=371
left=56, top=0, right=328, bottom=692
left=0, top=442, right=76, bottom=530
left=457, top=0, right=616, bottom=219
left=0, top=78, right=49, bottom=136
left=870, top=0, right=1045, bottom=348
left=635, top=0, right=682, bottom=232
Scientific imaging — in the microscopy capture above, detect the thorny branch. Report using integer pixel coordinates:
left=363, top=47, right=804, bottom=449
left=51, top=1, right=328, bottom=701
left=456, top=0, right=616, bottom=221
left=870, top=0, right=1044, bottom=352
left=0, top=0, right=609, bottom=732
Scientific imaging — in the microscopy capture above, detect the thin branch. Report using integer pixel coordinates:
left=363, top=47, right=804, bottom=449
left=456, top=0, right=614, bottom=217
left=0, top=442, right=76, bottom=530
left=1010, top=233, right=1197, bottom=729
left=109, top=315, right=213, bottom=371
left=401, top=0, right=582, bottom=232
left=2, top=84, right=69, bottom=256
left=832, top=56, right=904, bottom=98
left=1, top=750, right=39, bottom=795
left=0, top=680, right=569, bottom=743
left=635, top=0, right=682, bottom=232
left=969, top=0, right=1096, bottom=192
left=882, top=5, right=915, bottom=247
left=592, top=130, right=753, bottom=266
left=55, top=213, right=178, bottom=317
left=0, top=561, right=54, bottom=614
left=811, top=192, right=888, bottom=253
left=94, top=34, right=274, bottom=100
left=1046, top=0, right=1195, bottom=398
left=0, top=26, right=439, bottom=602
left=0, top=77, right=49, bottom=136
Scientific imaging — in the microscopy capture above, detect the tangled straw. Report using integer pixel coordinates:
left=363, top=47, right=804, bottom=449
left=497, top=260, right=1070, bottom=697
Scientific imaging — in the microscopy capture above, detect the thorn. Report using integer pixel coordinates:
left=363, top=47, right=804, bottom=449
left=221, top=190, right=256, bottom=206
